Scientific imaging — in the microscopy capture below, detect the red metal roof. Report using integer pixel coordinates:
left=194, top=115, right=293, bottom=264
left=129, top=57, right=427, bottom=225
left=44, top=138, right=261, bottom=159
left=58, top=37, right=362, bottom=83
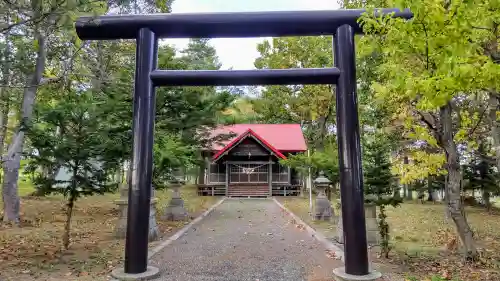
left=212, top=129, right=287, bottom=161
left=209, top=124, right=307, bottom=152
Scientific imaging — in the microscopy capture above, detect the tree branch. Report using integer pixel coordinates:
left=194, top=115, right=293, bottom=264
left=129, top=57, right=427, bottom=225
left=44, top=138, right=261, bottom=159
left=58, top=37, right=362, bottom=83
left=471, top=25, right=493, bottom=31
left=416, top=110, right=437, bottom=131
left=415, top=110, right=443, bottom=145
left=421, top=22, right=430, bottom=71
left=1, top=0, right=68, bottom=33
left=0, top=10, right=52, bottom=33
left=0, top=76, right=62, bottom=88
left=468, top=106, right=488, bottom=136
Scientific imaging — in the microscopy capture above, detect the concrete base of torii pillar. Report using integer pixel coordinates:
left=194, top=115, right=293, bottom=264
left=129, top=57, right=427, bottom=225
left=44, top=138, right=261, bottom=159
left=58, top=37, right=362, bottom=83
left=332, top=267, right=382, bottom=281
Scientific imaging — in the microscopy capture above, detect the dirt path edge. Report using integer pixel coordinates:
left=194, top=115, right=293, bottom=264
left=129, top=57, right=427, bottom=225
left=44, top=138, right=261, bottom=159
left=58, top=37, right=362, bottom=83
left=148, top=197, right=227, bottom=259
left=272, top=197, right=345, bottom=261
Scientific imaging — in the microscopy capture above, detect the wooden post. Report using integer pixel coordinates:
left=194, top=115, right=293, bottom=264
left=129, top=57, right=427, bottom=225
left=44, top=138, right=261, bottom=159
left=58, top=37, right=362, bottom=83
left=199, top=156, right=204, bottom=185
left=225, top=162, right=229, bottom=196
left=268, top=157, right=272, bottom=197
left=204, top=156, right=210, bottom=184
left=288, top=166, right=292, bottom=195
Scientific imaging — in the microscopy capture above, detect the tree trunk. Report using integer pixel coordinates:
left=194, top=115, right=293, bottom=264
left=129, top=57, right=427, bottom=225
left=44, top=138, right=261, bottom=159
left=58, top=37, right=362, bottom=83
left=2, top=18, right=47, bottom=223
left=417, top=189, right=425, bottom=203
left=487, top=91, right=500, bottom=173
left=478, top=143, right=492, bottom=211
left=405, top=186, right=413, bottom=200
left=427, top=176, right=434, bottom=202
left=440, top=103, right=477, bottom=259
left=63, top=162, right=80, bottom=250
left=63, top=194, right=76, bottom=250
left=32, top=165, right=60, bottom=196
left=0, top=28, right=12, bottom=211
left=482, top=190, right=491, bottom=212
left=315, top=115, right=328, bottom=152
left=116, top=165, right=124, bottom=185
left=0, top=29, right=11, bottom=158
left=393, top=177, right=401, bottom=199
left=315, top=114, right=332, bottom=200
left=126, top=162, right=132, bottom=186
left=444, top=175, right=451, bottom=219
left=403, top=156, right=412, bottom=200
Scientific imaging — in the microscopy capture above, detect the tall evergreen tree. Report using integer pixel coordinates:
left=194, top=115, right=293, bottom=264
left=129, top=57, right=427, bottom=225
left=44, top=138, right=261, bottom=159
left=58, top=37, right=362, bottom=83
left=363, top=133, right=401, bottom=258
left=464, top=143, right=499, bottom=211
left=25, top=92, right=117, bottom=249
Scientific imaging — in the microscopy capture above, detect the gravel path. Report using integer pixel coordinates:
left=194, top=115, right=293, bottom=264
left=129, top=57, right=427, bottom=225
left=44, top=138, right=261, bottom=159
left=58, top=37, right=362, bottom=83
left=149, top=198, right=343, bottom=281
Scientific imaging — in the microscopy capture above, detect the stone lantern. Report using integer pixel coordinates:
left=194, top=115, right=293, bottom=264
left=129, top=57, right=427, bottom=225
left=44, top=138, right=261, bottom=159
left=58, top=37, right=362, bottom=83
left=163, top=178, right=188, bottom=221
left=313, top=171, right=333, bottom=221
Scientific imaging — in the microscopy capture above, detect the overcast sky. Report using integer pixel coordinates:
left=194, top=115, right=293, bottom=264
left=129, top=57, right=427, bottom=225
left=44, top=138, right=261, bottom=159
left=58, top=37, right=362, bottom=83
left=164, top=0, right=340, bottom=70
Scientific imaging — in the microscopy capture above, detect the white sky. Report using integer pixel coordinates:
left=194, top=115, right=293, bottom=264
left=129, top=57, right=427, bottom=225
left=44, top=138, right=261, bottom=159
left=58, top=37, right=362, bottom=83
left=164, top=0, right=340, bottom=70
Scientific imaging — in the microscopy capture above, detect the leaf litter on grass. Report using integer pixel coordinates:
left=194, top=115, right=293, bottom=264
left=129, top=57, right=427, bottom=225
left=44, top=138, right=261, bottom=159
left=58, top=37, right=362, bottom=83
left=0, top=185, right=219, bottom=281
left=276, top=197, right=500, bottom=281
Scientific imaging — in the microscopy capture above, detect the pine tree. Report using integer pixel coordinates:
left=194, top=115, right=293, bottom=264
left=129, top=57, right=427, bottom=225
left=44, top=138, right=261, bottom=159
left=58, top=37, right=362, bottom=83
left=363, top=133, right=401, bottom=258
left=25, top=93, right=117, bottom=249
left=464, top=143, right=499, bottom=211
left=364, top=137, right=398, bottom=205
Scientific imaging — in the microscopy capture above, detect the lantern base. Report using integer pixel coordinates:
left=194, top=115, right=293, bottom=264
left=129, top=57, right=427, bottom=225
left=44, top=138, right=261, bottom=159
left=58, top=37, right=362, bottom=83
left=314, top=189, right=333, bottom=221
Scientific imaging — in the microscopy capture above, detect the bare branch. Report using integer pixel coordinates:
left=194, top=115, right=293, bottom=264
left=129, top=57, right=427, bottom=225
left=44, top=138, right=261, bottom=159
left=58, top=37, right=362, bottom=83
left=468, top=107, right=488, bottom=136
left=416, top=110, right=437, bottom=131
left=0, top=76, right=62, bottom=88
left=471, top=25, right=493, bottom=31
left=0, top=0, right=68, bottom=33
left=0, top=11, right=51, bottom=33
left=4, top=131, right=24, bottom=160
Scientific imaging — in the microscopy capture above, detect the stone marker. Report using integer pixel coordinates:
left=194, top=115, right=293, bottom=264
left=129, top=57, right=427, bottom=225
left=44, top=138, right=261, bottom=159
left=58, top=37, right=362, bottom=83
left=114, top=184, right=159, bottom=241
left=337, top=203, right=379, bottom=245
left=364, top=203, right=379, bottom=244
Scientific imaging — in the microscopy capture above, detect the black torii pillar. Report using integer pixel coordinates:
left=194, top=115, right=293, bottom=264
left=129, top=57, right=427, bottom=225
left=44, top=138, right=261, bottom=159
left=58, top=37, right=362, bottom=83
left=125, top=28, right=157, bottom=274
left=75, top=8, right=412, bottom=280
left=334, top=24, right=369, bottom=276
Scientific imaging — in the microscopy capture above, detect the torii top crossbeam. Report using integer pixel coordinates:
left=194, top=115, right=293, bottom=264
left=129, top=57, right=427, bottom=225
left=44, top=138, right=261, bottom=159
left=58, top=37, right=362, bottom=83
left=75, top=9, right=412, bottom=40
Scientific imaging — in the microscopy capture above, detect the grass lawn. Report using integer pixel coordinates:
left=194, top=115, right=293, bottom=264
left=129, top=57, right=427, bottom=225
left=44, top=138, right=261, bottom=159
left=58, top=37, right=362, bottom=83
left=0, top=184, right=219, bottom=281
left=277, top=196, right=500, bottom=281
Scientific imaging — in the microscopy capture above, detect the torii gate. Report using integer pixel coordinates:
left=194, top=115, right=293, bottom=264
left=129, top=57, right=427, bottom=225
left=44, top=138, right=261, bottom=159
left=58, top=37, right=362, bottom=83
left=75, top=8, right=412, bottom=280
